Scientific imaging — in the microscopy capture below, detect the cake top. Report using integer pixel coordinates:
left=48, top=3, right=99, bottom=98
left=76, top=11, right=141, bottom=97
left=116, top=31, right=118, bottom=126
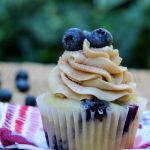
left=49, top=28, right=136, bottom=102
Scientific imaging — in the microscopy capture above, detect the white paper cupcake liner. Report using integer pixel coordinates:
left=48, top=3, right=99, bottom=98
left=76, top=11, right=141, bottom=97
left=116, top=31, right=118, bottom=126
left=37, top=93, right=147, bottom=150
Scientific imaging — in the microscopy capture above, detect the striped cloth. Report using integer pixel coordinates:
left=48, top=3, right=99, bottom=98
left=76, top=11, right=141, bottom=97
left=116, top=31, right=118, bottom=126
left=0, top=102, right=150, bottom=149
left=0, top=102, right=47, bottom=149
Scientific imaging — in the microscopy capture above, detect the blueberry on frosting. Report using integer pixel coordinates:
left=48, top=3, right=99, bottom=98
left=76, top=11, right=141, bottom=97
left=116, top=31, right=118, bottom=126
left=83, top=30, right=91, bottom=40
left=62, top=28, right=113, bottom=51
left=62, top=28, right=84, bottom=51
left=85, top=28, right=113, bottom=48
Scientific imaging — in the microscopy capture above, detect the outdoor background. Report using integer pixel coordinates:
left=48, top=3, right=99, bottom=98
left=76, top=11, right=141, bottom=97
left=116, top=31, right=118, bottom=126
left=0, top=0, right=150, bottom=68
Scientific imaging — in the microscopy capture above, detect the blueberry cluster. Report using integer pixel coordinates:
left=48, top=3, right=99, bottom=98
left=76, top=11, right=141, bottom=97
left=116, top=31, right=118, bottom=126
left=16, top=70, right=29, bottom=92
left=62, top=28, right=113, bottom=51
left=0, top=69, right=36, bottom=106
left=16, top=70, right=36, bottom=106
left=81, top=98, right=109, bottom=122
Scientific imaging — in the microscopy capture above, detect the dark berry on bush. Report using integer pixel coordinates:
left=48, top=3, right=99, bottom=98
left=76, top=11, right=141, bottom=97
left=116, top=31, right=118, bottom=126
left=16, top=69, right=28, bottom=81
left=87, top=28, right=113, bottom=48
left=16, top=79, right=30, bottom=92
left=62, top=28, right=85, bottom=51
left=25, top=95, right=36, bottom=106
left=0, top=89, right=12, bottom=102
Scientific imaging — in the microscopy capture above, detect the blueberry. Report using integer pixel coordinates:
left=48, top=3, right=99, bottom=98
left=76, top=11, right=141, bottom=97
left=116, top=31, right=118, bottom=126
left=25, top=95, right=36, bottom=106
left=52, top=135, right=68, bottom=150
left=16, top=79, right=30, bottom=92
left=53, top=135, right=58, bottom=150
left=82, top=98, right=109, bottom=112
left=81, top=98, right=109, bottom=121
left=58, top=139, right=63, bottom=150
left=83, top=30, right=91, bottom=39
left=0, top=89, right=12, bottom=102
left=72, top=127, right=75, bottom=139
left=123, top=104, right=139, bottom=133
left=45, top=132, right=49, bottom=147
left=16, top=69, right=28, bottom=81
left=62, top=28, right=85, bottom=51
left=87, top=28, right=113, bottom=48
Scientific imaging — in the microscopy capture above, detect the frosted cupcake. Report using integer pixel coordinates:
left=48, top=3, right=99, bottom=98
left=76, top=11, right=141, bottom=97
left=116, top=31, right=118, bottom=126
left=37, top=28, right=146, bottom=150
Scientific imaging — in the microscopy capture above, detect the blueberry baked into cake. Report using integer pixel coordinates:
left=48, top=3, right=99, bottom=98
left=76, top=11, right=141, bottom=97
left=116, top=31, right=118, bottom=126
left=37, top=28, right=146, bottom=150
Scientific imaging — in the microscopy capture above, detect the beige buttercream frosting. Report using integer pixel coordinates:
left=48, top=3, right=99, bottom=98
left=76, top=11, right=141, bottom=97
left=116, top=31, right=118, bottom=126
left=49, top=39, right=136, bottom=102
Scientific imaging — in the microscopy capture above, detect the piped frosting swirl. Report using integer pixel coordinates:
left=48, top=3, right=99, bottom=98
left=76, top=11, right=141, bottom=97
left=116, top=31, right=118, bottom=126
left=49, top=39, right=136, bottom=102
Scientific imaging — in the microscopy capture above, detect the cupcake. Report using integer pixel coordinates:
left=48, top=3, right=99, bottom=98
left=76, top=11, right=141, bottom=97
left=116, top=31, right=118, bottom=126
left=37, top=28, right=146, bottom=150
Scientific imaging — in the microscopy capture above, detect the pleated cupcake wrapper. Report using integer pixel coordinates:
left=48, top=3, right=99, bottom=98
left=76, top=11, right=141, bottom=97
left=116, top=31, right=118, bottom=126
left=121, top=98, right=147, bottom=149
left=37, top=95, right=147, bottom=150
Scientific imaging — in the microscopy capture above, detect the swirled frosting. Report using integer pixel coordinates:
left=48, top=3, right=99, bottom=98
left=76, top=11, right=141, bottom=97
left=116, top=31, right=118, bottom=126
left=49, top=39, right=136, bottom=102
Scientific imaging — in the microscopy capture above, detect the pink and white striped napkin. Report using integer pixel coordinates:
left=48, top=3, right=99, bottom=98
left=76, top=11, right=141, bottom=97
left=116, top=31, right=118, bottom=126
left=133, top=111, right=150, bottom=149
left=0, top=102, right=48, bottom=149
left=0, top=102, right=150, bottom=149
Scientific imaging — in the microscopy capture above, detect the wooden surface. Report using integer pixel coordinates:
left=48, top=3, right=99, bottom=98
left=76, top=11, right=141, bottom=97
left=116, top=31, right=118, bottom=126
left=0, top=63, right=150, bottom=109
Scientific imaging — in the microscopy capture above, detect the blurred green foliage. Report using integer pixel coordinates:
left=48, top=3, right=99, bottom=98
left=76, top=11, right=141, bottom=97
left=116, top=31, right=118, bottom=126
left=0, top=0, right=150, bottom=68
